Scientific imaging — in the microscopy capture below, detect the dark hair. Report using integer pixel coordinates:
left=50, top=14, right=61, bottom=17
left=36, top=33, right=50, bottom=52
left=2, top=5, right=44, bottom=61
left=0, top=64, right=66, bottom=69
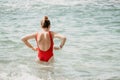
left=41, top=16, right=50, bottom=28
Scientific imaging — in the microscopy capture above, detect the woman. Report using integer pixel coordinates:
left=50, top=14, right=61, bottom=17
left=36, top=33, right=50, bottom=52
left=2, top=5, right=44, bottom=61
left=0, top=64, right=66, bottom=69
left=21, top=16, right=66, bottom=63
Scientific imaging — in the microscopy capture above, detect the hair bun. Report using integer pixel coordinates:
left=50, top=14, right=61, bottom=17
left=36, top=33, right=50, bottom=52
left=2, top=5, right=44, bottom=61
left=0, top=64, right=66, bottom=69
left=44, top=16, right=48, bottom=20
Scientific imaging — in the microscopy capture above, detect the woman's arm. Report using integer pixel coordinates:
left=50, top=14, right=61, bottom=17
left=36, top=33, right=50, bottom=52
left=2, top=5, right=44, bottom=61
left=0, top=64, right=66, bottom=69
left=53, top=32, right=66, bottom=49
left=21, top=33, right=37, bottom=51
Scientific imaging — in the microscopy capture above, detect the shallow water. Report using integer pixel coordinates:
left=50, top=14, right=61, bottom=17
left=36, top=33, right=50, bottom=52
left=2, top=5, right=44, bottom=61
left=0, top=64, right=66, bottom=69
left=0, top=0, right=120, bottom=80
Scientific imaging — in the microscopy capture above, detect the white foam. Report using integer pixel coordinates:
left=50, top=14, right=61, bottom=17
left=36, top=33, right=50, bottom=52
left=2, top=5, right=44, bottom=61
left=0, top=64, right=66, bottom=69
left=0, top=73, right=8, bottom=80
left=96, top=72, right=120, bottom=80
left=9, top=73, right=43, bottom=80
left=6, top=64, right=42, bottom=80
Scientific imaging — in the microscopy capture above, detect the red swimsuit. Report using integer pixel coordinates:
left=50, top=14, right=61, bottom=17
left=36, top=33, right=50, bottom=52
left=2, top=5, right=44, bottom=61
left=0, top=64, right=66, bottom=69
left=36, top=31, right=54, bottom=62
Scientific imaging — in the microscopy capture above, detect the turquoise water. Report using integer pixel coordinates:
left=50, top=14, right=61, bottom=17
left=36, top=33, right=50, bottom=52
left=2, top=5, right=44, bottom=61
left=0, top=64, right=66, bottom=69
left=0, top=0, right=120, bottom=80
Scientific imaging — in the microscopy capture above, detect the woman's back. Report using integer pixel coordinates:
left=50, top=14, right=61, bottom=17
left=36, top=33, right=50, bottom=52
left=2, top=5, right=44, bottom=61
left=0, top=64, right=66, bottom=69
left=37, top=31, right=53, bottom=51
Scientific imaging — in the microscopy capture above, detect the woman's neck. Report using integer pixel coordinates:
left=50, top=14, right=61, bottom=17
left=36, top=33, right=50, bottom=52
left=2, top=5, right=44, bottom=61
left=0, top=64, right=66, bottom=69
left=42, top=28, right=50, bottom=32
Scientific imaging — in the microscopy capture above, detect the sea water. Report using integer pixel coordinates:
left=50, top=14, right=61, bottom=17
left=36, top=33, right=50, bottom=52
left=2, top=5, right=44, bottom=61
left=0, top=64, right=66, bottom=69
left=0, top=0, right=120, bottom=80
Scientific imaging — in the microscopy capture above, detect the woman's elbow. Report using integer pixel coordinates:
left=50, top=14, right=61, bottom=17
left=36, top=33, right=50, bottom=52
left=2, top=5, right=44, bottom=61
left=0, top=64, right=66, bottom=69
left=21, top=37, right=26, bottom=42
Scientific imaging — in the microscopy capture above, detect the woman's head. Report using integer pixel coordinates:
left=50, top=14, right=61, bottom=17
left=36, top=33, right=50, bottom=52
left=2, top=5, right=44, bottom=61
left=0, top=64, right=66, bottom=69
left=41, top=16, right=51, bottom=28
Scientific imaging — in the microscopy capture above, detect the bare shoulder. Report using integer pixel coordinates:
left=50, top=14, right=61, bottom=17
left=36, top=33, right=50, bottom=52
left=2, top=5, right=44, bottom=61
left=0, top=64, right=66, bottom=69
left=37, top=31, right=43, bottom=38
left=50, top=31, right=56, bottom=37
left=50, top=31, right=54, bottom=34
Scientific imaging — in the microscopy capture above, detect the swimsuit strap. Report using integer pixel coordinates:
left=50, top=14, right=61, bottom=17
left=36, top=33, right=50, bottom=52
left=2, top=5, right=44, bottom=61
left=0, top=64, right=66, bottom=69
left=49, top=31, right=53, bottom=45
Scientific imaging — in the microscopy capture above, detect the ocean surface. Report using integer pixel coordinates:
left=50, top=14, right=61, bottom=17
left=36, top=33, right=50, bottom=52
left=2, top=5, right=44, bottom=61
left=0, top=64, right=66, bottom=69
left=0, top=0, right=120, bottom=80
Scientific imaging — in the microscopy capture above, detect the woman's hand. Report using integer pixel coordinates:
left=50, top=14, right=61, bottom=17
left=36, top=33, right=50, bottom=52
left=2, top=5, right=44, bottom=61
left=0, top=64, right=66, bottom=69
left=32, top=47, right=38, bottom=51
left=54, top=46, right=61, bottom=50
